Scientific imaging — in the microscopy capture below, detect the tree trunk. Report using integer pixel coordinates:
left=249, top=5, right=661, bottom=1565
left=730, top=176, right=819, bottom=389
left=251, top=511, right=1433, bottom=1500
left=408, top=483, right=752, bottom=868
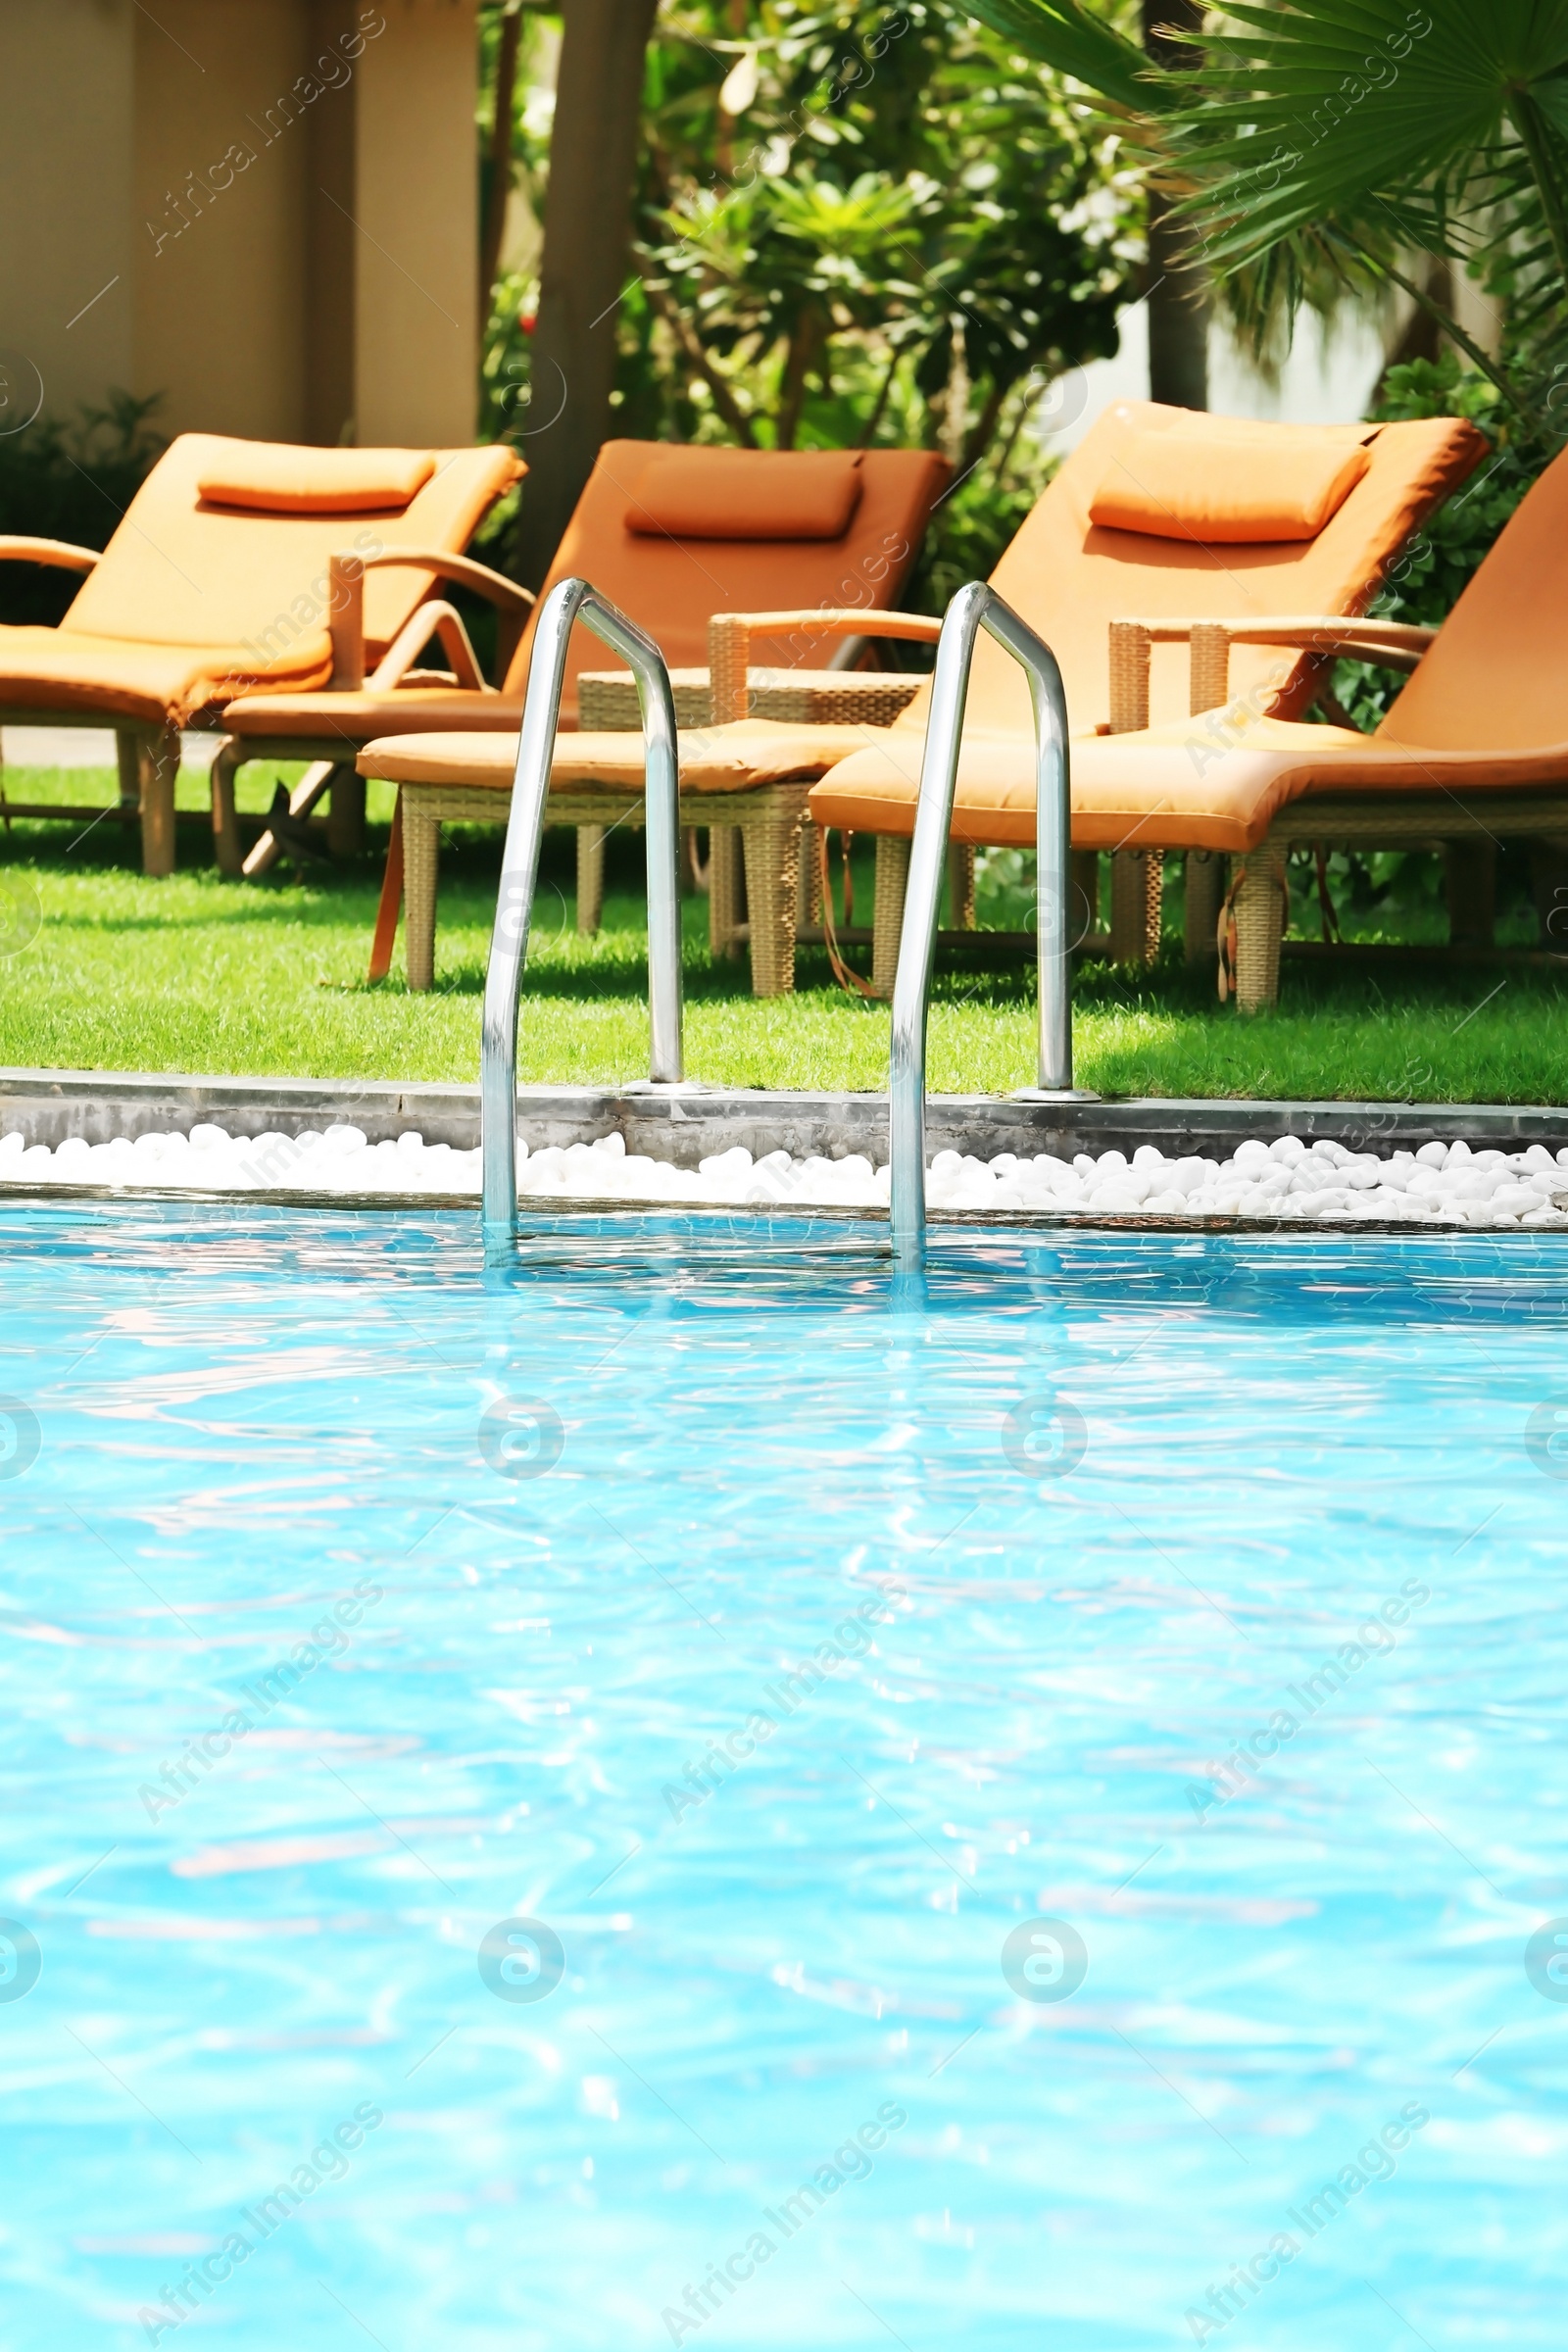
left=479, top=2, right=524, bottom=326
left=1373, top=254, right=1452, bottom=400
left=856, top=344, right=902, bottom=448
left=960, top=376, right=1009, bottom=474
left=514, top=0, right=660, bottom=587
left=640, top=268, right=758, bottom=445
left=1142, top=1, right=1208, bottom=411
left=774, top=309, right=824, bottom=451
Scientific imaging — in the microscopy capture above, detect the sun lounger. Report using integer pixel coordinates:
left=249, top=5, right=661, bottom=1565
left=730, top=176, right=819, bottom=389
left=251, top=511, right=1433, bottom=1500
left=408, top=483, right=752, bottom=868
left=227, top=440, right=947, bottom=968
left=0, top=436, right=521, bottom=873
left=803, top=401, right=1486, bottom=985
left=1011, top=437, right=1568, bottom=1004
left=361, top=403, right=1481, bottom=998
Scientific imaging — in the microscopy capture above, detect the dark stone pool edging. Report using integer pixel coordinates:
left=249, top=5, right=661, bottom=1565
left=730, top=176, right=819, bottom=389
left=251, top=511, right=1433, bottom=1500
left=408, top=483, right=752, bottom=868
left=2, top=1066, right=1566, bottom=1167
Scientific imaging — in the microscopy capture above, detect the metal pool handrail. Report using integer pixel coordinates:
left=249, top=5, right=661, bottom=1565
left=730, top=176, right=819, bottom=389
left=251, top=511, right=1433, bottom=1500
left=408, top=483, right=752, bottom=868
left=481, top=577, right=682, bottom=1245
left=890, top=580, right=1072, bottom=1267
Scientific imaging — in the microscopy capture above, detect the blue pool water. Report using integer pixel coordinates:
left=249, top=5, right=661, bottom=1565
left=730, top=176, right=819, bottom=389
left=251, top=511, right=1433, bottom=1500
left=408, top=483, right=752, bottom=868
left=1, top=1200, right=1564, bottom=2351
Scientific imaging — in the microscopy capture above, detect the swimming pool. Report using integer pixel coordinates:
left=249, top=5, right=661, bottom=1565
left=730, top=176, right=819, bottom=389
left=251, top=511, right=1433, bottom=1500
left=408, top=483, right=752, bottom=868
left=2, top=1200, right=1562, bottom=2349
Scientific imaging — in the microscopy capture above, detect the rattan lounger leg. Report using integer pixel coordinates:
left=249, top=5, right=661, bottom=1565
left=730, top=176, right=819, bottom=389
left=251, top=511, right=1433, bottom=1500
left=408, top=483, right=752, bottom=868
left=403, top=801, right=441, bottom=992
left=1184, top=849, right=1224, bottom=966
left=326, top=766, right=367, bottom=859
left=947, top=842, right=976, bottom=930
left=710, top=825, right=744, bottom=958
left=138, top=723, right=179, bottom=878
left=210, top=739, right=243, bottom=877
left=871, top=835, right=910, bottom=999
left=741, top=807, right=802, bottom=997
left=1107, top=849, right=1161, bottom=962
left=576, top=823, right=605, bottom=934
left=1232, top=845, right=1286, bottom=1011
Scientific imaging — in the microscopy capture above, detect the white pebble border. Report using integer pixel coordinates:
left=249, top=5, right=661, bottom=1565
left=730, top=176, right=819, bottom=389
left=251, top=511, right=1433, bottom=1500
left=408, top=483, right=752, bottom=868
left=3, top=1123, right=1568, bottom=1226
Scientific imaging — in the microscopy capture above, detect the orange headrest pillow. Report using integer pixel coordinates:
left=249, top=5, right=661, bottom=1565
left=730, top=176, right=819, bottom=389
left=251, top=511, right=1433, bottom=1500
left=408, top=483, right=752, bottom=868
left=197, top=444, right=437, bottom=514
left=625, top=447, right=865, bottom=541
left=1090, top=416, right=1379, bottom=543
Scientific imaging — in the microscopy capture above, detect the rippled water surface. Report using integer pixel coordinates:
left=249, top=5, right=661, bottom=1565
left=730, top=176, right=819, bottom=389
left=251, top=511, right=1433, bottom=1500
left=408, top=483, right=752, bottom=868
left=1, top=1200, right=1565, bottom=2350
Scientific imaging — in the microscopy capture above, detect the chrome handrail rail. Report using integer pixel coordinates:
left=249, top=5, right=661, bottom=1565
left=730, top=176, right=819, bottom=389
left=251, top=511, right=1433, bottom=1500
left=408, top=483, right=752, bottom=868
left=889, top=581, right=1072, bottom=1267
left=481, top=576, right=682, bottom=1246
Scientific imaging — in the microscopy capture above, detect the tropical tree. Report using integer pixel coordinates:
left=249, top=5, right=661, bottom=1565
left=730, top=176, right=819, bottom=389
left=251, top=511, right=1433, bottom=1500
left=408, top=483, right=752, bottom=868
left=625, top=0, right=1141, bottom=463
left=515, top=0, right=661, bottom=585
left=1181, top=3, right=1568, bottom=439
left=948, top=0, right=1232, bottom=407
left=965, top=1, right=1568, bottom=448
left=478, top=0, right=1143, bottom=582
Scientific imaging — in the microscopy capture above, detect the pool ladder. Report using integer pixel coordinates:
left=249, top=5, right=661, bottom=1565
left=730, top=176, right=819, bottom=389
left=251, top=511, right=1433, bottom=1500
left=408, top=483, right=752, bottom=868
left=481, top=576, right=1075, bottom=1266
left=480, top=577, right=683, bottom=1249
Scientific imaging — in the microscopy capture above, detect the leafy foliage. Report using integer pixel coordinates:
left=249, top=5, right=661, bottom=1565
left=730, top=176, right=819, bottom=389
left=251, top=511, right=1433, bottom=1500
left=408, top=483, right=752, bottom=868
left=962, top=0, right=1151, bottom=112
left=478, top=0, right=1141, bottom=594
left=1332, top=354, right=1543, bottom=729
left=626, top=0, right=1140, bottom=460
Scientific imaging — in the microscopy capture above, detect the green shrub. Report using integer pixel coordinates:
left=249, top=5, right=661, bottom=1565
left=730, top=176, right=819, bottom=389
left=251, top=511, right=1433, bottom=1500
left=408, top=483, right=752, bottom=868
left=1318, top=354, right=1548, bottom=930
left=907, top=453, right=1053, bottom=618
left=0, top=393, right=165, bottom=626
left=1334, top=354, right=1542, bottom=729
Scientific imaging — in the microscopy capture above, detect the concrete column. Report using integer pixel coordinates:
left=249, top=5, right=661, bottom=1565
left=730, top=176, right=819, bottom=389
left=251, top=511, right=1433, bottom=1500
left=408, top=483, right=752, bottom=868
left=351, top=0, right=478, bottom=446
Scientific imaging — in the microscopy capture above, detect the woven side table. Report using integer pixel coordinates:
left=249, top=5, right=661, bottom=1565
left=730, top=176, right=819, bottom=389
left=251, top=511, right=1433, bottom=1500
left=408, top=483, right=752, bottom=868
left=400, top=779, right=811, bottom=998
left=578, top=666, right=922, bottom=732
left=578, top=666, right=929, bottom=957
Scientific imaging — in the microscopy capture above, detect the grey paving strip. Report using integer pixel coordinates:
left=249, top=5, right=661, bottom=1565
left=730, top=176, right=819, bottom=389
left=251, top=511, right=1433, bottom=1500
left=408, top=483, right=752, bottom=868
left=3, top=1065, right=1568, bottom=1164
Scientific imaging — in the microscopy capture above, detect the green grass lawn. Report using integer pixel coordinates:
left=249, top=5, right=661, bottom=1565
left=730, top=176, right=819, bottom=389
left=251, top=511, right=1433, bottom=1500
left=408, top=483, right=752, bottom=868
left=0, top=760, right=1565, bottom=1102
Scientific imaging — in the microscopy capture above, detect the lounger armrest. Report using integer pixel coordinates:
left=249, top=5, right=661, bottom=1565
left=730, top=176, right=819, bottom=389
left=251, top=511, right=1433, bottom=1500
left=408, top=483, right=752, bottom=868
left=359, top=549, right=536, bottom=614
left=708, top=608, right=941, bottom=722
left=1108, top=612, right=1439, bottom=730
left=368, top=600, right=495, bottom=695
left=326, top=549, right=534, bottom=690
left=0, top=535, right=100, bottom=573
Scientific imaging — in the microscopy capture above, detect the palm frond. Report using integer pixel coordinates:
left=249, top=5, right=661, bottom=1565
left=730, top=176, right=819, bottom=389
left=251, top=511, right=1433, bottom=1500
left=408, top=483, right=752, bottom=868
left=1180, top=0, right=1568, bottom=265
left=961, top=0, right=1164, bottom=115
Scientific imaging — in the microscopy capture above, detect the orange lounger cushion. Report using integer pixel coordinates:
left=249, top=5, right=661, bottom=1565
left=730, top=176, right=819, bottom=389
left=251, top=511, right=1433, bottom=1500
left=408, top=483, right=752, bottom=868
left=37, top=434, right=521, bottom=712
left=775, top=406, right=1482, bottom=757
left=359, top=719, right=890, bottom=795
left=0, top=625, right=332, bottom=726
left=225, top=686, right=525, bottom=740
left=520, top=441, right=950, bottom=727
left=813, top=425, right=1568, bottom=856
left=809, top=715, right=1568, bottom=856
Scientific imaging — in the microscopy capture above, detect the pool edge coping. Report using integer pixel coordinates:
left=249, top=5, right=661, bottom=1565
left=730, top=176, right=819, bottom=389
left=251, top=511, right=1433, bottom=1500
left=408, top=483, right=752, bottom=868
left=3, top=1066, right=1568, bottom=1166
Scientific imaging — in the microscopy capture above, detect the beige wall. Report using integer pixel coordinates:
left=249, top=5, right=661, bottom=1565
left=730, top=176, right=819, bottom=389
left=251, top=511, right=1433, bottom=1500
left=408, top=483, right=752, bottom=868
left=0, top=0, right=136, bottom=424
left=0, top=0, right=476, bottom=453
left=134, top=0, right=311, bottom=440
left=305, top=0, right=362, bottom=445
left=355, top=0, right=478, bottom=445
